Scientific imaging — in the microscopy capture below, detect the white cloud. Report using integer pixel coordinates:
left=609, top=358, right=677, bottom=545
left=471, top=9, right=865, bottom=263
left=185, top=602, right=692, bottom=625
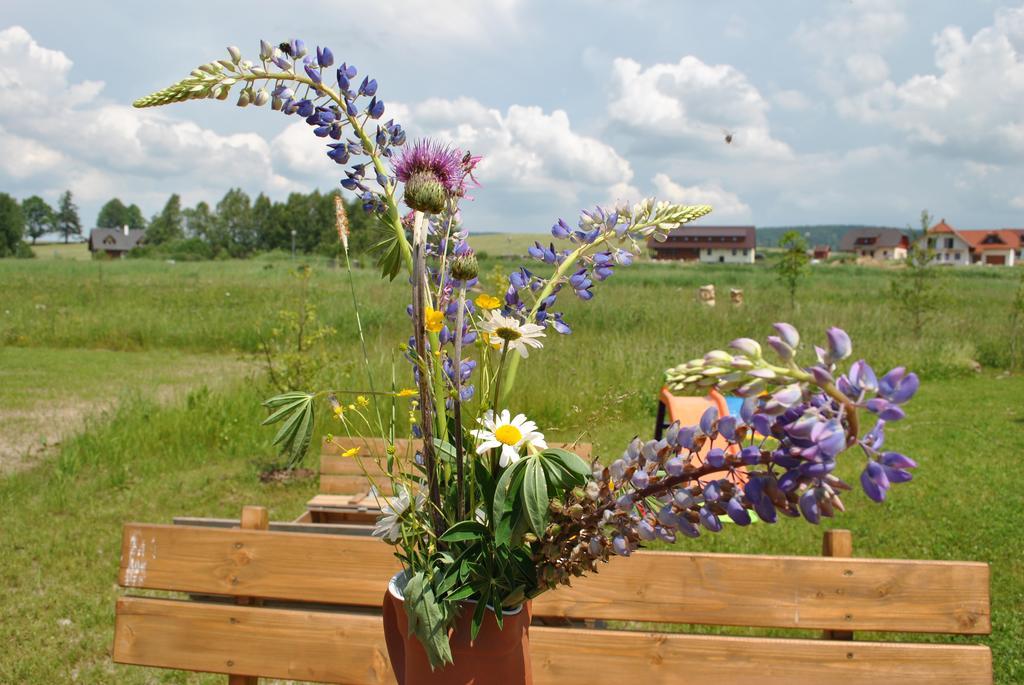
left=607, top=56, right=792, bottom=160
left=397, top=97, right=634, bottom=204
left=310, top=0, right=524, bottom=44
left=772, top=89, right=813, bottom=111
left=651, top=173, right=751, bottom=222
left=793, top=1, right=906, bottom=96
left=837, top=6, right=1024, bottom=162
left=0, top=25, right=319, bottom=214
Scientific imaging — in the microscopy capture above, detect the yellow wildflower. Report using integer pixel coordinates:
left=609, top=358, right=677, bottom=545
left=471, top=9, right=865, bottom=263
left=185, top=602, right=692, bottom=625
left=341, top=446, right=360, bottom=458
left=356, top=395, right=369, bottom=407
left=396, top=388, right=418, bottom=398
left=475, top=293, right=501, bottom=310
left=425, top=307, right=444, bottom=333
left=332, top=404, right=345, bottom=420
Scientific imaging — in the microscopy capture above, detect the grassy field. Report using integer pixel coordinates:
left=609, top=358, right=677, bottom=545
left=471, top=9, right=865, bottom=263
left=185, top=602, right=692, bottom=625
left=28, top=242, right=92, bottom=260
left=1, top=251, right=1023, bottom=682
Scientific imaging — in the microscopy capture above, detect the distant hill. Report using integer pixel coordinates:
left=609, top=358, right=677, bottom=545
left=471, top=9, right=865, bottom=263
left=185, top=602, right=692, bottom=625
left=756, top=225, right=905, bottom=249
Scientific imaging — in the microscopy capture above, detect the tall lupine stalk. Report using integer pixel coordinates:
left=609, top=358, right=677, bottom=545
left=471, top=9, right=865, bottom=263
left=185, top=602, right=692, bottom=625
left=498, top=201, right=712, bottom=404
left=134, top=41, right=413, bottom=279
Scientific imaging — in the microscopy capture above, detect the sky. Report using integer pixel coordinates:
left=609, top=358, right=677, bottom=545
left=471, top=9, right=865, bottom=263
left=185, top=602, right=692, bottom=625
left=2, top=0, right=1023, bottom=232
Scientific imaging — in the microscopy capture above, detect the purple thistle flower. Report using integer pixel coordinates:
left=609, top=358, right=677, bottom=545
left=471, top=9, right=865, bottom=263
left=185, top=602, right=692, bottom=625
left=392, top=139, right=468, bottom=197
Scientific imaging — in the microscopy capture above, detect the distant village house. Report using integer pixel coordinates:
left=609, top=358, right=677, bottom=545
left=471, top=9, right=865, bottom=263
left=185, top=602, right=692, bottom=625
left=88, top=226, right=147, bottom=258
left=812, top=245, right=831, bottom=260
left=924, top=219, right=1023, bottom=267
left=648, top=225, right=756, bottom=264
left=838, top=228, right=909, bottom=261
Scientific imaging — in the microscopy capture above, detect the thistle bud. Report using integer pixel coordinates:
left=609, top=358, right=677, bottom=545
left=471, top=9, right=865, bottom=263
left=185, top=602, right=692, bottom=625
left=449, top=253, right=478, bottom=281
left=403, top=171, right=446, bottom=214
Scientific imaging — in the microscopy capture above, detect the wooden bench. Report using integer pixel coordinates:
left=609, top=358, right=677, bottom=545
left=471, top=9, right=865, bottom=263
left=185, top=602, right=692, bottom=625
left=114, top=505, right=992, bottom=684
left=302, top=438, right=593, bottom=525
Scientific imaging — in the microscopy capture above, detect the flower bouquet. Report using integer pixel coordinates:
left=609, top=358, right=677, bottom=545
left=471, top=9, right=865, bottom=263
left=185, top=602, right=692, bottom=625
left=136, top=38, right=919, bottom=684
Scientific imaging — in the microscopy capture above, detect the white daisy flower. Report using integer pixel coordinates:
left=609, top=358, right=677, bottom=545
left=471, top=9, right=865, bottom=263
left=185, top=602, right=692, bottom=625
left=471, top=409, right=548, bottom=467
left=373, top=486, right=422, bottom=543
left=479, top=312, right=545, bottom=358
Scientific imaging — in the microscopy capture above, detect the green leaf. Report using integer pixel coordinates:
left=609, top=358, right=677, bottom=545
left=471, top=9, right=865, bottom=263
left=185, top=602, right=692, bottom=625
left=544, top=448, right=591, bottom=484
left=403, top=572, right=453, bottom=669
left=523, top=459, right=549, bottom=536
left=446, top=585, right=475, bottom=602
left=470, top=593, right=488, bottom=641
left=492, top=461, right=527, bottom=546
left=439, top=520, right=489, bottom=543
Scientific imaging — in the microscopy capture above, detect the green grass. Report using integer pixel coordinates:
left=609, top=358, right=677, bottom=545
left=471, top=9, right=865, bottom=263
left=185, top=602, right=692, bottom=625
left=2, top=253, right=1023, bottom=682
left=29, top=242, right=92, bottom=260
left=0, top=347, right=251, bottom=473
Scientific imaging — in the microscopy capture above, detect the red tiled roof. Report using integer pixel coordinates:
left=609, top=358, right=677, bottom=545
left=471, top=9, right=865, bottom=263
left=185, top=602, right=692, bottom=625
left=928, top=221, right=1024, bottom=251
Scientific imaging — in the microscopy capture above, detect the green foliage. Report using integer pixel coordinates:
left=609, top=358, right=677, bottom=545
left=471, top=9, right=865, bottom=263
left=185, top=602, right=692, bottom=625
left=255, top=265, right=336, bottom=394
left=0, top=192, right=25, bottom=257
left=146, top=194, right=184, bottom=245
left=891, top=210, right=939, bottom=338
left=55, top=190, right=82, bottom=244
left=774, top=230, right=810, bottom=308
left=96, top=198, right=146, bottom=229
left=260, top=390, right=316, bottom=468
left=215, top=188, right=255, bottom=257
left=402, top=572, right=454, bottom=668
left=14, top=241, right=35, bottom=259
left=20, top=195, right=54, bottom=244
left=757, top=224, right=900, bottom=249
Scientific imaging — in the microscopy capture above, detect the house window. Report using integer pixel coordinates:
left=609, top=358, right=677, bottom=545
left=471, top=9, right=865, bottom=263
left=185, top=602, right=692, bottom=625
left=706, top=248, right=711, bottom=255
left=955, top=252, right=961, bottom=261
left=883, top=251, right=888, bottom=258
left=743, top=249, right=748, bottom=256
left=945, top=238, right=954, bottom=249
left=731, top=249, right=737, bottom=256
left=103, top=236, right=116, bottom=245
left=927, top=238, right=936, bottom=248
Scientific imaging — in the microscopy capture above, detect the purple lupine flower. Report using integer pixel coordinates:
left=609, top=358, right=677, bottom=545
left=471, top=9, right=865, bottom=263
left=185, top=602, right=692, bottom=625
left=826, top=327, right=852, bottom=362
left=799, top=489, right=821, bottom=524
left=699, top=407, right=718, bottom=434
left=774, top=322, right=800, bottom=349
left=316, top=46, right=334, bottom=67
left=860, top=460, right=890, bottom=502
left=699, top=506, right=722, bottom=532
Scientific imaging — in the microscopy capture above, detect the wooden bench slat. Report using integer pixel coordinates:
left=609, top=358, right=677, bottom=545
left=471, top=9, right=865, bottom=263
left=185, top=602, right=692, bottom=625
left=321, top=437, right=592, bottom=463
left=320, top=474, right=395, bottom=495
left=113, top=597, right=992, bottom=685
left=118, top=524, right=990, bottom=634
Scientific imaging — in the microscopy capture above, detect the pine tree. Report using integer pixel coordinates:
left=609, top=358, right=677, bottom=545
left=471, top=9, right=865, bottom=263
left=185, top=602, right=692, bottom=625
left=55, top=190, right=82, bottom=244
left=147, top=194, right=185, bottom=245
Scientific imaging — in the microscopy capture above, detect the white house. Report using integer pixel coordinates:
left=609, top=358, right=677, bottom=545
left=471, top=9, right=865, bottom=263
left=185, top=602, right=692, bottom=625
left=925, top=220, right=1022, bottom=266
left=649, top=226, right=756, bottom=264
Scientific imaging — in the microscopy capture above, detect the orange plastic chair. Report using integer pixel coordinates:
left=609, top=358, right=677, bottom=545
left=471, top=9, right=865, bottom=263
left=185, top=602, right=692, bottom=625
left=655, top=386, right=747, bottom=487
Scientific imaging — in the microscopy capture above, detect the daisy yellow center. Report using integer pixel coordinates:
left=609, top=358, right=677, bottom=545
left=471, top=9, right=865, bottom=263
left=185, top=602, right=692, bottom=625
left=494, top=424, right=523, bottom=446
left=494, top=326, right=522, bottom=342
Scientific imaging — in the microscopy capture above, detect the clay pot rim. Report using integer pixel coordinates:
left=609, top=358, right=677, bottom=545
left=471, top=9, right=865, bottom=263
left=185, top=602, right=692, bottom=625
left=387, top=570, right=525, bottom=616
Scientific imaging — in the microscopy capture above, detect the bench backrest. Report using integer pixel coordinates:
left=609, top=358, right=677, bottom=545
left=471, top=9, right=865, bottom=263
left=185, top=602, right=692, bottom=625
left=114, top=507, right=992, bottom=684
left=318, top=436, right=594, bottom=496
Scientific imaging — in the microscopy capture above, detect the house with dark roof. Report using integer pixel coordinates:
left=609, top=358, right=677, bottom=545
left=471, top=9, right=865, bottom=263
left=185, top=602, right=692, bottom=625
left=88, top=226, right=147, bottom=258
left=838, top=228, right=909, bottom=261
left=648, top=225, right=756, bottom=264
left=925, top=219, right=1023, bottom=266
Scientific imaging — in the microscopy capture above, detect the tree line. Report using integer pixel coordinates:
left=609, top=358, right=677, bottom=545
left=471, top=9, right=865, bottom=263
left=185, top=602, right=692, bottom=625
left=0, top=188, right=380, bottom=259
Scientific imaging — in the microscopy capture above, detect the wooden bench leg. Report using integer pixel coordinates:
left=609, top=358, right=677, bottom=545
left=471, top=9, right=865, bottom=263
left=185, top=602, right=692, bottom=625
left=228, top=506, right=270, bottom=685
left=822, top=529, right=854, bottom=641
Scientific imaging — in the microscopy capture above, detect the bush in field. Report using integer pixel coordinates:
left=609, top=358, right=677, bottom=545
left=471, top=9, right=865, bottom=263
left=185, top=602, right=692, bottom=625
left=0, top=192, right=25, bottom=257
left=256, top=265, right=336, bottom=394
left=891, top=210, right=938, bottom=338
left=775, top=230, right=809, bottom=309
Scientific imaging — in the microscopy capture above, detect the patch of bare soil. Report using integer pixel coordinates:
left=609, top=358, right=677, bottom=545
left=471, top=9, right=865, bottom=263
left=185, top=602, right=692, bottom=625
left=0, top=355, right=253, bottom=475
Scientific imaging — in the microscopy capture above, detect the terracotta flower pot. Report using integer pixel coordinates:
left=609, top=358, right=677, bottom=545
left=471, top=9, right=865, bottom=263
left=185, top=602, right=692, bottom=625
left=382, top=573, right=533, bottom=685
